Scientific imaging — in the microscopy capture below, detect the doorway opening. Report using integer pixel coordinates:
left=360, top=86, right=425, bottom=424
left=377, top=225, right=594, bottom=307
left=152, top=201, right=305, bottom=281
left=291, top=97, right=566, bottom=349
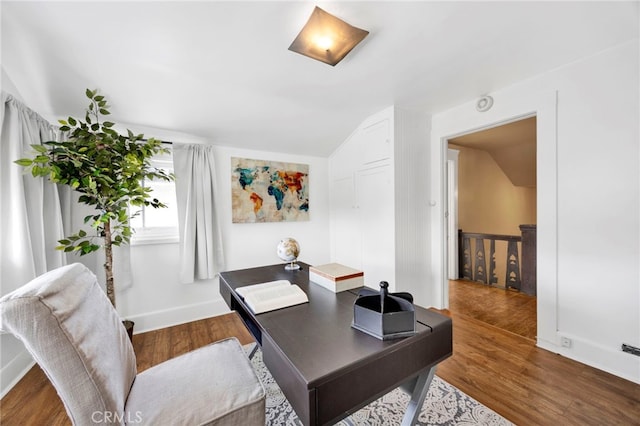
left=445, top=116, right=537, bottom=340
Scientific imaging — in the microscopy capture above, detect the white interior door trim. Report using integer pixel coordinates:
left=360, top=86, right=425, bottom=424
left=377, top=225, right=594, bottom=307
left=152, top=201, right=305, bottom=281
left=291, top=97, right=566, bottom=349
left=429, top=90, right=557, bottom=350
left=446, top=149, right=459, bottom=281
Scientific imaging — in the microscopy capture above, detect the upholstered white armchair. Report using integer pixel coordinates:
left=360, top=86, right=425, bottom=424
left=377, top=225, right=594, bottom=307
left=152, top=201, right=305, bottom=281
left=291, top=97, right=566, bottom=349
left=0, top=263, right=265, bottom=425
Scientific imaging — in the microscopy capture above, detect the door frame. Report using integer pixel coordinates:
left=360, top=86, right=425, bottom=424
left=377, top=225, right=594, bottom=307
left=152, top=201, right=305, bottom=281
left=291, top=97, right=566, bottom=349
left=446, top=149, right=459, bottom=280
left=429, top=90, right=558, bottom=348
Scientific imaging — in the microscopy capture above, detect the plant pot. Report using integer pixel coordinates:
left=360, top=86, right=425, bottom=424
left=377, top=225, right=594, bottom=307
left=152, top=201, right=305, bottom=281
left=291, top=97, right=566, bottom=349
left=122, top=320, right=135, bottom=342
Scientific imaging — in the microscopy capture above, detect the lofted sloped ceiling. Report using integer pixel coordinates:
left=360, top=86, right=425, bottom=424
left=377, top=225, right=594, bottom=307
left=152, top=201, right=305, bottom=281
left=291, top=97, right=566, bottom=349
left=449, top=117, right=537, bottom=188
left=1, top=1, right=638, bottom=157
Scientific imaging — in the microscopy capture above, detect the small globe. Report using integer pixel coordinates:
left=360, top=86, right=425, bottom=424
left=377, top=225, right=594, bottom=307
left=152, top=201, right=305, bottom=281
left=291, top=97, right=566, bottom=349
left=277, top=238, right=300, bottom=270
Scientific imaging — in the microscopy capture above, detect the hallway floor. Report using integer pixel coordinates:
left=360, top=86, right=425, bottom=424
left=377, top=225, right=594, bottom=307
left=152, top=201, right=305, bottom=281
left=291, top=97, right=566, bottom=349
left=448, top=279, right=537, bottom=340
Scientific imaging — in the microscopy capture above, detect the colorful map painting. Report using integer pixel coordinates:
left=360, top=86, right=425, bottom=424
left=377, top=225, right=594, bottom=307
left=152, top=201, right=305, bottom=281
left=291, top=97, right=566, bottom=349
left=231, top=157, right=309, bottom=223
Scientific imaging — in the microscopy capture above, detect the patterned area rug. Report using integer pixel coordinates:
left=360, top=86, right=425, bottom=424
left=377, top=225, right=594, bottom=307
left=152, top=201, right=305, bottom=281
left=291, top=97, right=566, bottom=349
left=246, top=346, right=513, bottom=426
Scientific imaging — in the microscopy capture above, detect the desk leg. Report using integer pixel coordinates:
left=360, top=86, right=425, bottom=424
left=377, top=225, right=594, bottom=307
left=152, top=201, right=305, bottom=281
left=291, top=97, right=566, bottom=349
left=400, top=366, right=436, bottom=426
left=247, top=343, right=259, bottom=360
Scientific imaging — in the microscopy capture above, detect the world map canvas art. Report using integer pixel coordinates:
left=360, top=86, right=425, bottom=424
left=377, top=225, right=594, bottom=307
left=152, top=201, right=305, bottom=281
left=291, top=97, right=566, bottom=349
left=231, top=157, right=309, bottom=223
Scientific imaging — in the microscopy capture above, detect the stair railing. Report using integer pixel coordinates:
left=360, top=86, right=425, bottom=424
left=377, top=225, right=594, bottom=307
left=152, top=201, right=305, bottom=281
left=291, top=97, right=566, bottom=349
left=458, top=225, right=536, bottom=295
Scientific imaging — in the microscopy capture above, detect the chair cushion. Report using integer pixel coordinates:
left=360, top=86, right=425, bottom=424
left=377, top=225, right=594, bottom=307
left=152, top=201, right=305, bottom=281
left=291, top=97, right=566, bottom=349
left=125, top=337, right=265, bottom=426
left=0, top=263, right=137, bottom=425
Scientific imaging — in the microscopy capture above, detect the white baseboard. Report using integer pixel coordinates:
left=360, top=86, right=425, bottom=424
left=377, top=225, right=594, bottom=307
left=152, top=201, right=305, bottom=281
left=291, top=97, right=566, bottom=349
left=125, top=299, right=231, bottom=334
left=1, top=349, right=35, bottom=399
left=537, top=336, right=640, bottom=384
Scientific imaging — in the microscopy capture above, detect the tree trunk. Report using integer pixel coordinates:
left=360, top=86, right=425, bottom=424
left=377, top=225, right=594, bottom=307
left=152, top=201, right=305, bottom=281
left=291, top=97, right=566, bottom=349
left=104, top=219, right=116, bottom=308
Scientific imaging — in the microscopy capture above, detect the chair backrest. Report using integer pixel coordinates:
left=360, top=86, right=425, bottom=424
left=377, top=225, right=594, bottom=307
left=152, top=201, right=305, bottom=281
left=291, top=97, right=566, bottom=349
left=0, top=263, right=137, bottom=425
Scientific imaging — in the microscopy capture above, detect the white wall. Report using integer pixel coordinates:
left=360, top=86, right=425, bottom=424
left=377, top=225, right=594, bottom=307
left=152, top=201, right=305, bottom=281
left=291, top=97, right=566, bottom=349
left=430, top=40, right=639, bottom=383
left=116, top=142, right=330, bottom=333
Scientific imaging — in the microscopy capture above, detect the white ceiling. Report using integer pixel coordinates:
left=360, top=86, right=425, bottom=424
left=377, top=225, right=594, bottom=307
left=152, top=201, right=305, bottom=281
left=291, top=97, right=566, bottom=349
left=2, top=1, right=638, bottom=157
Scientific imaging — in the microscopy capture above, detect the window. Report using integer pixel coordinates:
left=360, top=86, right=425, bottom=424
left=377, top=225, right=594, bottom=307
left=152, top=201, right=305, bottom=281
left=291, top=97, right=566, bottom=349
left=130, top=148, right=179, bottom=244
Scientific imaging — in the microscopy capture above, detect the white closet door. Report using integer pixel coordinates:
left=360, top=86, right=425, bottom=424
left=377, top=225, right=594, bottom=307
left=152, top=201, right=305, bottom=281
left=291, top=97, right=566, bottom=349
left=330, top=175, right=362, bottom=270
left=357, top=165, right=395, bottom=291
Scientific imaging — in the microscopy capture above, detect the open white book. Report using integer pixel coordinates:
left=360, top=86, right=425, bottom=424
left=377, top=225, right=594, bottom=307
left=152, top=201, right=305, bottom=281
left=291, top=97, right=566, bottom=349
left=236, top=280, right=308, bottom=314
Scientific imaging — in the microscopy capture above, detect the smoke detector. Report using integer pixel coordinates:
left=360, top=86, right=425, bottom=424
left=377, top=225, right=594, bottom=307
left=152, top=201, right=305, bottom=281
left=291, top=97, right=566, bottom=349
left=476, top=95, right=494, bottom=112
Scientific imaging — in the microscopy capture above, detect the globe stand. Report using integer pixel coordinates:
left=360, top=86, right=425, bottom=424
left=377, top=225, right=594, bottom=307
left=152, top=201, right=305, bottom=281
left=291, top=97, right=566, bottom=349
left=284, top=260, right=300, bottom=271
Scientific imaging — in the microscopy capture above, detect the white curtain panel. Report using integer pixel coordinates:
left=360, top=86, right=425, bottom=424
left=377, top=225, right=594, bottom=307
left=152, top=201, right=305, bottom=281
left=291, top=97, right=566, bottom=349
left=1, top=91, right=68, bottom=387
left=173, top=144, right=224, bottom=284
left=0, top=91, right=66, bottom=293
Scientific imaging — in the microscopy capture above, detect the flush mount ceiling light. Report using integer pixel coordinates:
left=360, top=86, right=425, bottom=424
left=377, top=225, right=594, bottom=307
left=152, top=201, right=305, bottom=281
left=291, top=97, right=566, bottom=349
left=288, top=6, right=369, bottom=66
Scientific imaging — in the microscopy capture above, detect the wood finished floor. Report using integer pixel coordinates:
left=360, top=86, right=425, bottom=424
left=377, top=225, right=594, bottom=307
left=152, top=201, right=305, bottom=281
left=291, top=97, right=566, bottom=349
left=448, top=279, right=537, bottom=341
left=1, top=282, right=639, bottom=425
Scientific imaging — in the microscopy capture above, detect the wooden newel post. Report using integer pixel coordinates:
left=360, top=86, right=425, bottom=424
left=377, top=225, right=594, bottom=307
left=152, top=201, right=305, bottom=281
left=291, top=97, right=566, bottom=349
left=519, top=224, right=537, bottom=296
left=458, top=229, right=464, bottom=279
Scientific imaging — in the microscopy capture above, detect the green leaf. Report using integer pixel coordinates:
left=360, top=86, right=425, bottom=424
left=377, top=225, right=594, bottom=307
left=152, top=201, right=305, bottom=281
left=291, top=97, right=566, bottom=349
left=14, top=158, right=33, bottom=167
left=103, top=121, right=115, bottom=128
left=99, top=108, right=110, bottom=115
left=60, top=125, right=70, bottom=132
left=83, top=215, right=94, bottom=224
left=94, top=95, right=104, bottom=102
left=81, top=244, right=101, bottom=255
left=86, top=88, right=95, bottom=99
left=31, top=144, right=48, bottom=153
left=78, top=229, right=87, bottom=237
left=68, top=117, right=77, bottom=126
left=58, top=119, right=68, bottom=126
left=91, top=123, right=100, bottom=131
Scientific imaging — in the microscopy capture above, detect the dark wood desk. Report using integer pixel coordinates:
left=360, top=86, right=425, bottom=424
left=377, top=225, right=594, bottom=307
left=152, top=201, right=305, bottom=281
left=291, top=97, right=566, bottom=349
left=219, top=263, right=452, bottom=426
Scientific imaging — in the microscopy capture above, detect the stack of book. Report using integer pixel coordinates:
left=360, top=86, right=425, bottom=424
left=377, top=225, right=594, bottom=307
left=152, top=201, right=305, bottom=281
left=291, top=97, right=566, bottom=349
left=309, top=263, right=364, bottom=293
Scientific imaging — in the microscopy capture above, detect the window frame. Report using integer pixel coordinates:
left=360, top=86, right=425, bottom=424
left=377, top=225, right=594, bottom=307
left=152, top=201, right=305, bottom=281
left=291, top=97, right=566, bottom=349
left=130, top=147, right=179, bottom=246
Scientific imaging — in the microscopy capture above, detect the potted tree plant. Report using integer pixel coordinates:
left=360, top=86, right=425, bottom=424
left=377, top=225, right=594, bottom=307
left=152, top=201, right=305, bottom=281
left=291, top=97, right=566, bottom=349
left=15, top=89, right=174, bottom=338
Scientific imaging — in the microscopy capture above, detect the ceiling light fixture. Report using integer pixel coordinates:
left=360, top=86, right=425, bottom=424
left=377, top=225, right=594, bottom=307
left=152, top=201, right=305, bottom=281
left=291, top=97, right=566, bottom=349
left=288, top=6, right=369, bottom=66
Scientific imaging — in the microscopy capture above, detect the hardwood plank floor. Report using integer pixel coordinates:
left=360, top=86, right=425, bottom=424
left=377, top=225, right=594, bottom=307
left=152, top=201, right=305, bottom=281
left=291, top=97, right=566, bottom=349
left=448, top=279, right=537, bottom=340
left=2, top=290, right=639, bottom=425
left=441, top=279, right=639, bottom=424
